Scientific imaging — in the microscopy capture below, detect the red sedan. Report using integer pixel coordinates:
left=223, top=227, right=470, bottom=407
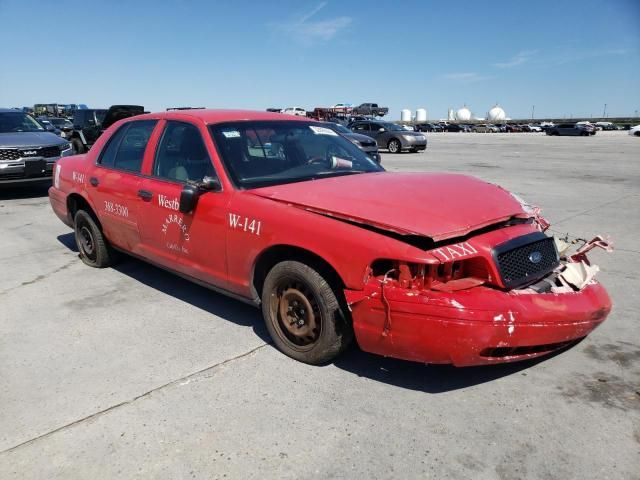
left=48, top=109, right=612, bottom=366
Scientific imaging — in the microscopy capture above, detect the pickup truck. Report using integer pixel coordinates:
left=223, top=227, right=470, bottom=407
left=352, top=103, right=389, bottom=117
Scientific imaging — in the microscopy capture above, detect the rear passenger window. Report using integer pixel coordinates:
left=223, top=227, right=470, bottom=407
left=98, top=120, right=157, bottom=172
left=153, top=121, right=215, bottom=182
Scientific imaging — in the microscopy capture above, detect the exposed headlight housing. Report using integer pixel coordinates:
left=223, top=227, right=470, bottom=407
left=59, top=143, right=72, bottom=152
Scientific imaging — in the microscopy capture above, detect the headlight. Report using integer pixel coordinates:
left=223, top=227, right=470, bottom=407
left=402, top=135, right=416, bottom=141
left=350, top=139, right=362, bottom=147
left=59, top=143, right=72, bottom=152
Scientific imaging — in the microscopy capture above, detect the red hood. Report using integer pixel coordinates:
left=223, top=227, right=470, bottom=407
left=249, top=172, right=528, bottom=241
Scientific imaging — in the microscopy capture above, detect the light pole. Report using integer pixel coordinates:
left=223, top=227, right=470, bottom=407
left=531, top=105, right=535, bottom=120
left=603, top=103, right=607, bottom=118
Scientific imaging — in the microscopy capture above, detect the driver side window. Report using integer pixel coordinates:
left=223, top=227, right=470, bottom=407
left=153, top=121, right=215, bottom=182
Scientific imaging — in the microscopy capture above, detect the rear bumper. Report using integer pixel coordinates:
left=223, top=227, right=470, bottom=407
left=48, top=186, right=73, bottom=227
left=348, top=282, right=611, bottom=366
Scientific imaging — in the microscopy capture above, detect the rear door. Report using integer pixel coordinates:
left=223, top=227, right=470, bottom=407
left=87, top=119, right=158, bottom=254
left=137, top=120, right=230, bottom=287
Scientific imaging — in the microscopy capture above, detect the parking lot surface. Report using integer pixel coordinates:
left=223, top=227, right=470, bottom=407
left=1, top=131, right=638, bottom=479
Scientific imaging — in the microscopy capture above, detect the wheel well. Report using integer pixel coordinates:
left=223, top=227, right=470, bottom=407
left=252, top=245, right=345, bottom=301
left=67, top=194, right=101, bottom=228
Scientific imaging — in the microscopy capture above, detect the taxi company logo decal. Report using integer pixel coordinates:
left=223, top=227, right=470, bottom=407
left=162, top=213, right=190, bottom=254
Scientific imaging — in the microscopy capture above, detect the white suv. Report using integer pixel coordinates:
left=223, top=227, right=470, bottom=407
left=282, top=107, right=307, bottom=116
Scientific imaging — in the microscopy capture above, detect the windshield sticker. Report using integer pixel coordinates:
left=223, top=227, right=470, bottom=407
left=222, top=130, right=241, bottom=138
left=309, top=126, right=338, bottom=136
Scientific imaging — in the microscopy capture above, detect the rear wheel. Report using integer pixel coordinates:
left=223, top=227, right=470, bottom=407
left=635, top=131, right=640, bottom=137
left=261, top=261, right=352, bottom=364
left=387, top=139, right=401, bottom=153
left=71, top=138, right=85, bottom=154
left=74, top=210, right=113, bottom=268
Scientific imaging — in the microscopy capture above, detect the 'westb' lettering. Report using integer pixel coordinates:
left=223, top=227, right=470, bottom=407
left=158, top=194, right=179, bottom=211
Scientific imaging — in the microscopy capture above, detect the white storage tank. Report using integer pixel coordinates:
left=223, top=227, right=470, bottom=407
left=415, top=108, right=427, bottom=122
left=488, top=105, right=506, bottom=122
left=456, top=106, right=472, bottom=121
left=400, top=109, right=412, bottom=122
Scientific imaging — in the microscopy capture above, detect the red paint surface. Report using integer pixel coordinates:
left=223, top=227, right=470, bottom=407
left=48, top=109, right=612, bottom=366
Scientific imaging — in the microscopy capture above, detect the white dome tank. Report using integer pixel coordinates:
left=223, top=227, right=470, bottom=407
left=415, top=108, right=427, bottom=122
left=400, top=109, right=412, bottom=122
left=456, top=106, right=472, bottom=122
left=488, top=105, right=506, bottom=122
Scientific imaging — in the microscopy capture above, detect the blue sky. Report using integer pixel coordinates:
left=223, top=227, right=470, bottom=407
left=1, top=0, right=638, bottom=120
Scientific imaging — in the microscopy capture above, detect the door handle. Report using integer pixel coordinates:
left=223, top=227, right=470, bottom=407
left=137, top=189, right=153, bottom=201
left=89, top=177, right=99, bottom=187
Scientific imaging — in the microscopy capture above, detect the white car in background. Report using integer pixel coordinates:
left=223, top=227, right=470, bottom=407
left=282, top=107, right=307, bottom=116
left=332, top=103, right=353, bottom=113
left=629, top=125, right=640, bottom=136
left=528, top=124, right=542, bottom=132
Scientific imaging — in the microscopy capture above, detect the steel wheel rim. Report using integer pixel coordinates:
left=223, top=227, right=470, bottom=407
left=78, top=224, right=96, bottom=260
left=270, top=279, right=321, bottom=351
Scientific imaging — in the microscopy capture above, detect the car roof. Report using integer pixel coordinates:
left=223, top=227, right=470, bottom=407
left=127, top=109, right=310, bottom=125
left=0, top=108, right=24, bottom=113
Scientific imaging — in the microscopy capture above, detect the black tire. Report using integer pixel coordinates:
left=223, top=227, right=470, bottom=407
left=635, top=131, right=640, bottom=137
left=71, top=138, right=85, bottom=155
left=387, top=139, right=401, bottom=153
left=74, top=210, right=113, bottom=268
left=261, top=261, right=352, bottom=364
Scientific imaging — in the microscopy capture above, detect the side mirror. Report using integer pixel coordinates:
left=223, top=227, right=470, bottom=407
left=199, top=176, right=222, bottom=192
left=179, top=183, right=199, bottom=214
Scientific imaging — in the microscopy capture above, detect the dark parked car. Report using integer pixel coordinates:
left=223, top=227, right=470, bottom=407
left=319, top=122, right=381, bottom=163
left=546, top=123, right=595, bottom=136
left=39, top=117, right=74, bottom=138
left=414, top=123, right=443, bottom=132
left=443, top=124, right=465, bottom=132
left=505, top=124, right=522, bottom=133
left=350, top=120, right=427, bottom=153
left=0, top=108, right=72, bottom=185
left=69, top=105, right=144, bottom=154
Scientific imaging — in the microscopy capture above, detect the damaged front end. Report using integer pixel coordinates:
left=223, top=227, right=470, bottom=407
left=344, top=215, right=613, bottom=366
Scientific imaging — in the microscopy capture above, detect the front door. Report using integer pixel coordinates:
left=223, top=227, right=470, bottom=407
left=87, top=119, right=158, bottom=255
left=137, top=120, right=230, bottom=288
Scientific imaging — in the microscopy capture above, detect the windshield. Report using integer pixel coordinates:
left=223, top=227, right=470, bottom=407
left=210, top=121, right=384, bottom=189
left=0, top=112, right=45, bottom=133
left=381, top=122, right=404, bottom=132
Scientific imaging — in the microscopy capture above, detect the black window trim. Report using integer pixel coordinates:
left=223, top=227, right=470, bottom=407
left=149, top=120, right=221, bottom=187
left=95, top=119, right=159, bottom=175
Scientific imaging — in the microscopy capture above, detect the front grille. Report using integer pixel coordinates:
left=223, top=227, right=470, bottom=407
left=0, top=149, right=21, bottom=161
left=38, top=146, right=61, bottom=158
left=0, top=146, right=60, bottom=161
left=493, top=232, right=559, bottom=289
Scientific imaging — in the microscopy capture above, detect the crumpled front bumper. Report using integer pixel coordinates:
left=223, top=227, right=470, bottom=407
left=347, top=281, right=611, bottom=366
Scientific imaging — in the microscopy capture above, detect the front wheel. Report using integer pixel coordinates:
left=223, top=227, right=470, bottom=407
left=387, top=139, right=401, bottom=153
left=74, top=210, right=113, bottom=268
left=261, top=261, right=352, bottom=364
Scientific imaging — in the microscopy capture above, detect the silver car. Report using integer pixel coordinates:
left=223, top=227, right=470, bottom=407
left=350, top=120, right=427, bottom=153
left=0, top=109, right=72, bottom=186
